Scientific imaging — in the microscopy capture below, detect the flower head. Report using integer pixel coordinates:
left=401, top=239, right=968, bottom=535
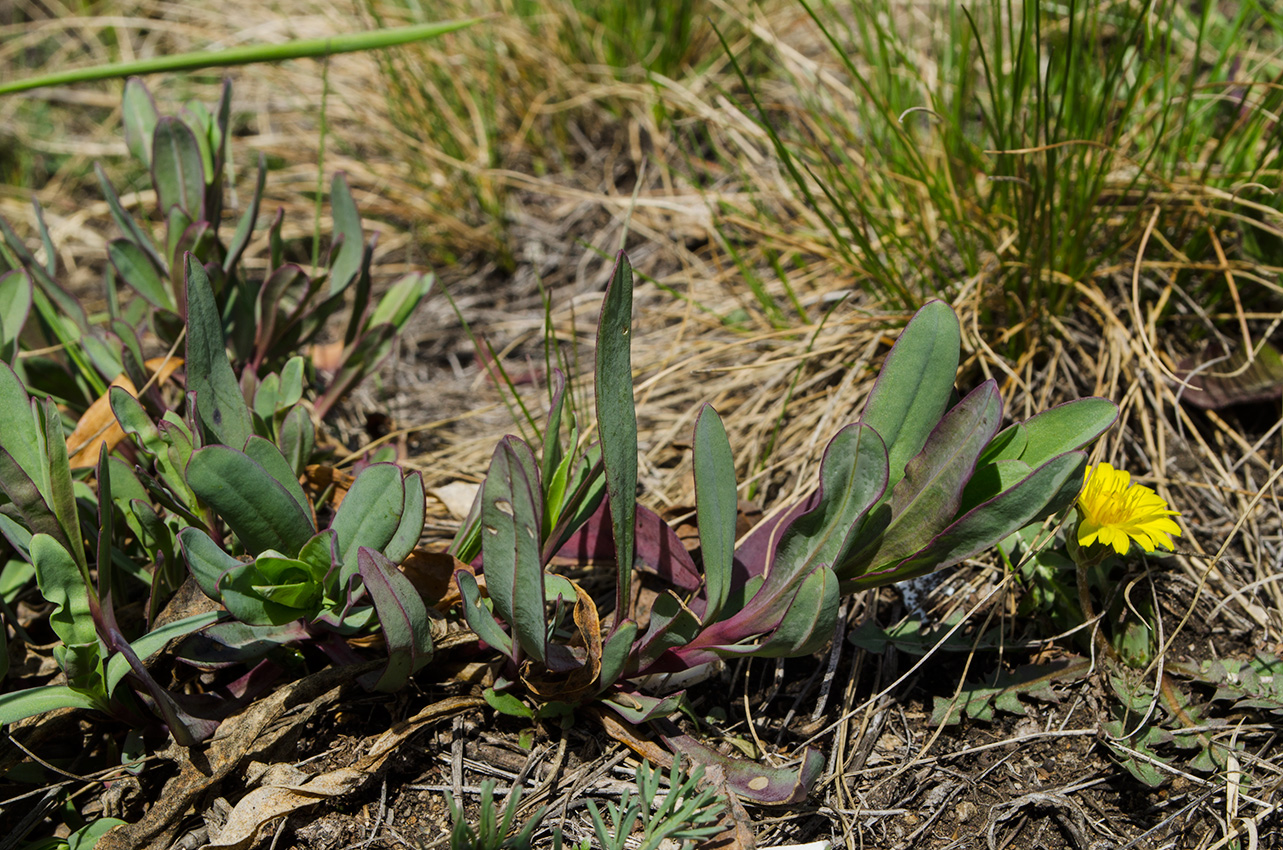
left=1076, top=463, right=1181, bottom=555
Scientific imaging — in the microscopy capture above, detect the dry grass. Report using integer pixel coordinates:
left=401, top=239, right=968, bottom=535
left=3, top=0, right=1283, bottom=847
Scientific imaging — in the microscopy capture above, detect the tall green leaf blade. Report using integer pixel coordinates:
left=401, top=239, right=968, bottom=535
left=480, top=437, right=546, bottom=664
left=596, top=252, right=637, bottom=625
left=328, top=173, right=364, bottom=295
left=187, top=445, right=315, bottom=557
left=693, top=404, right=737, bottom=623
left=859, top=301, right=959, bottom=491
left=356, top=547, right=433, bottom=692
left=0, top=363, right=42, bottom=482
left=0, top=448, right=71, bottom=555
left=108, top=239, right=174, bottom=312
left=151, top=117, right=205, bottom=216
left=39, top=398, right=86, bottom=572
left=747, top=566, right=839, bottom=658
left=185, top=255, right=252, bottom=451
left=122, top=77, right=159, bottom=165
left=0, top=270, right=32, bottom=362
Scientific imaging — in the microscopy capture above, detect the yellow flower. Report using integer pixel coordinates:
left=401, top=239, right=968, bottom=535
left=1077, top=463, right=1181, bottom=555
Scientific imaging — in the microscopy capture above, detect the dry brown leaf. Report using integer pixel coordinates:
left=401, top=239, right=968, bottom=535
left=429, top=481, right=480, bottom=519
left=65, top=356, right=184, bottom=468
left=206, top=695, right=483, bottom=849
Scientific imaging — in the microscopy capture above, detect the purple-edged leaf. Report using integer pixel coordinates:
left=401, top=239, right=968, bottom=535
left=455, top=569, right=515, bottom=659
left=734, top=423, right=886, bottom=624
left=314, top=323, right=398, bottom=420
left=656, top=720, right=825, bottom=804
left=151, top=117, right=205, bottom=216
left=122, top=77, right=160, bottom=165
left=185, top=255, right=253, bottom=451
left=0, top=270, right=32, bottom=361
left=745, top=566, right=838, bottom=658
left=840, top=381, right=1001, bottom=577
left=187, top=445, right=315, bottom=557
left=109, top=238, right=173, bottom=313
left=328, top=173, right=364, bottom=295
left=693, top=404, right=737, bottom=623
left=845, top=451, right=1087, bottom=591
left=243, top=435, right=311, bottom=520
left=253, top=264, right=308, bottom=358
left=481, top=437, right=547, bottom=664
left=553, top=502, right=702, bottom=592
left=859, top=301, right=959, bottom=491
left=596, top=251, right=638, bottom=628
left=356, top=547, right=434, bottom=692
left=331, top=463, right=408, bottom=582
left=176, top=619, right=307, bottom=669
left=385, top=471, right=426, bottom=565
left=109, top=623, right=211, bottom=745
left=179, top=527, right=246, bottom=601
left=1015, top=397, right=1117, bottom=464
left=598, top=620, right=638, bottom=693
left=958, top=458, right=1032, bottom=515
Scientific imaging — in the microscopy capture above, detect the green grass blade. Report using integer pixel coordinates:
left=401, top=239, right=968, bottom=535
left=0, top=19, right=483, bottom=96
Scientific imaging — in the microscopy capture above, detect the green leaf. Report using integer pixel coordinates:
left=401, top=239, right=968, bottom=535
left=103, top=611, right=221, bottom=694
left=483, top=687, right=534, bottom=718
left=1016, top=398, right=1118, bottom=467
left=762, top=423, right=888, bottom=605
left=223, top=153, right=266, bottom=276
left=0, top=270, right=32, bottom=362
left=0, top=684, right=97, bottom=726
left=40, top=397, right=87, bottom=572
left=455, top=570, right=514, bottom=659
left=242, top=435, right=311, bottom=520
left=385, top=471, right=425, bottom=565
left=357, top=547, right=433, bottom=691
left=67, top=817, right=128, bottom=850
left=30, top=533, right=98, bottom=649
left=847, top=381, right=1002, bottom=575
left=252, top=372, right=280, bottom=424
left=751, top=566, right=839, bottom=658
left=480, top=438, right=547, bottom=664
left=187, top=445, right=316, bottom=557
left=122, top=77, right=159, bottom=165
left=277, top=405, right=315, bottom=477
left=598, top=620, right=637, bottom=693
left=848, top=452, right=1087, bottom=590
left=596, top=252, right=638, bottom=625
left=185, top=255, right=253, bottom=450
left=693, top=404, right=737, bottom=623
left=108, top=238, right=173, bottom=312
left=331, top=463, right=408, bottom=580
left=368, top=272, right=433, bottom=329
left=151, top=117, right=206, bottom=216
left=178, top=527, right=243, bottom=600
left=328, top=173, right=364, bottom=295
left=0, top=362, right=43, bottom=482
left=859, top=300, right=959, bottom=491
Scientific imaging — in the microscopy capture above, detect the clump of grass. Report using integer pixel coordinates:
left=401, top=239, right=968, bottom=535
left=718, top=0, right=1283, bottom=353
